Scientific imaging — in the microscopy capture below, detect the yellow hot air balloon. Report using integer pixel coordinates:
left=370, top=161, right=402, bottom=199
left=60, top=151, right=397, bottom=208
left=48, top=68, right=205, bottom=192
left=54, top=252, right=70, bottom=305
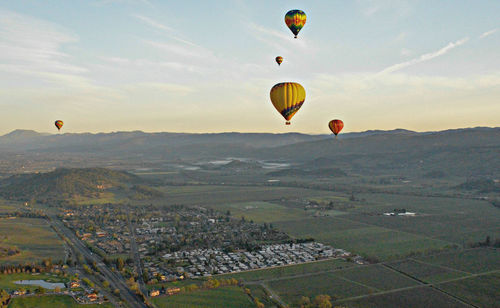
left=270, top=82, right=306, bottom=125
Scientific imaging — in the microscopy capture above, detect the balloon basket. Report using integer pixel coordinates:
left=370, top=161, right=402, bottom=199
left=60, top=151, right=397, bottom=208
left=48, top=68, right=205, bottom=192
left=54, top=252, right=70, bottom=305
left=285, top=121, right=291, bottom=125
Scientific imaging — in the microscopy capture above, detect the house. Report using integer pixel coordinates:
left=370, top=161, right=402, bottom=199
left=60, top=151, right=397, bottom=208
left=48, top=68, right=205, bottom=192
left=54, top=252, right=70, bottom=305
left=167, top=287, right=181, bottom=295
left=87, top=293, right=98, bottom=301
left=69, top=281, right=80, bottom=288
left=150, top=290, right=160, bottom=297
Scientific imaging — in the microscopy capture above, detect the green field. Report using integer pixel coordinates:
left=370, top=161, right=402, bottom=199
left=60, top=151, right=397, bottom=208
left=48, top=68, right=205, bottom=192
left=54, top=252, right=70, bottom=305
left=246, top=284, right=275, bottom=307
left=151, top=286, right=254, bottom=308
left=219, top=258, right=354, bottom=282
left=415, top=248, right=500, bottom=274
left=0, top=218, right=65, bottom=264
left=8, top=295, right=113, bottom=308
left=332, top=264, right=420, bottom=291
left=345, top=194, right=500, bottom=246
left=388, top=259, right=468, bottom=283
left=437, top=273, right=500, bottom=307
left=210, top=201, right=308, bottom=223
left=157, top=185, right=343, bottom=206
left=0, top=273, right=68, bottom=292
left=340, top=286, right=469, bottom=308
left=267, top=272, right=376, bottom=305
left=274, top=217, right=452, bottom=260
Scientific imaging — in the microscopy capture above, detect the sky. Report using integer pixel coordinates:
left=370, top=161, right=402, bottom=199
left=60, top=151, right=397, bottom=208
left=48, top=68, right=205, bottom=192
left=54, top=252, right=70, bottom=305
left=0, top=0, right=499, bottom=134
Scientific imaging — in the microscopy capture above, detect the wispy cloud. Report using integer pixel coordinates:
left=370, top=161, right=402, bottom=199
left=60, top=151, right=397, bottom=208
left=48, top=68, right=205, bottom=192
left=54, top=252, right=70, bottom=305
left=357, top=0, right=413, bottom=18
left=133, top=14, right=198, bottom=47
left=377, top=37, right=469, bottom=75
left=247, top=22, right=308, bottom=51
left=479, top=28, right=498, bottom=39
left=0, top=10, right=89, bottom=86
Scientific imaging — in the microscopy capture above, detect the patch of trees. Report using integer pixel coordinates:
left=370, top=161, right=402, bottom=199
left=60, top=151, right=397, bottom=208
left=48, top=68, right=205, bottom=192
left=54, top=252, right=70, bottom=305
left=0, top=258, right=59, bottom=275
left=469, top=236, right=500, bottom=248
left=299, top=294, right=343, bottom=308
left=0, top=289, right=10, bottom=308
left=457, top=178, right=499, bottom=193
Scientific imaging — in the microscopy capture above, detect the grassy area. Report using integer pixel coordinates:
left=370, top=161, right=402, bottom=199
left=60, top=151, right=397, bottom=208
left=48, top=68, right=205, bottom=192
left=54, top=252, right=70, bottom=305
left=0, top=273, right=68, bottom=292
left=388, top=259, right=468, bottom=283
left=341, top=286, right=469, bottom=308
left=156, top=185, right=342, bottom=206
left=267, top=272, right=376, bottom=306
left=437, top=273, right=500, bottom=307
left=415, top=248, right=500, bottom=274
left=246, top=284, right=275, bottom=307
left=274, top=217, right=452, bottom=260
left=332, top=264, right=420, bottom=291
left=345, top=194, right=500, bottom=246
left=151, top=286, right=254, bottom=308
left=212, top=201, right=307, bottom=223
left=0, top=218, right=65, bottom=264
left=218, top=258, right=354, bottom=282
left=8, top=295, right=113, bottom=308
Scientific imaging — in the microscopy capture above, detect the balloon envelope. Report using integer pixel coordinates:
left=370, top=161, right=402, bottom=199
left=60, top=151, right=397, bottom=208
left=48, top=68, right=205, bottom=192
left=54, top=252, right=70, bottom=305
left=328, top=119, right=344, bottom=136
left=270, top=82, right=306, bottom=125
left=55, top=120, right=64, bottom=131
left=285, top=10, right=306, bottom=38
left=275, top=56, right=283, bottom=66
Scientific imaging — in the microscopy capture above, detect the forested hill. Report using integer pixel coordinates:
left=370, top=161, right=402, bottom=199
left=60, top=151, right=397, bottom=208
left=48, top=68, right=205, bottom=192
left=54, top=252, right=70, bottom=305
left=0, top=168, right=160, bottom=202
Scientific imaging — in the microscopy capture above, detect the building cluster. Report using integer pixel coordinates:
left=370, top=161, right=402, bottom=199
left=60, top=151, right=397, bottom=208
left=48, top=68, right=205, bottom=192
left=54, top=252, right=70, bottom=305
left=146, top=242, right=352, bottom=279
left=61, top=207, right=131, bottom=256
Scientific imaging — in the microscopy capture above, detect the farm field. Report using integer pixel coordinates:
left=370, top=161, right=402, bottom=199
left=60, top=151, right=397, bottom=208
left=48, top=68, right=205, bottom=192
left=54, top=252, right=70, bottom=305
left=332, top=264, right=420, bottom=291
left=156, top=185, right=344, bottom=206
left=246, top=284, right=275, bottom=307
left=151, top=286, right=254, bottom=308
left=219, top=258, right=354, bottom=282
left=415, top=248, right=500, bottom=274
left=341, top=194, right=500, bottom=246
left=267, top=272, right=376, bottom=306
left=210, top=201, right=308, bottom=223
left=387, top=259, right=468, bottom=283
left=8, top=295, right=113, bottom=308
left=340, top=286, right=469, bottom=308
left=0, top=218, right=65, bottom=264
left=0, top=273, right=68, bottom=292
left=274, top=217, right=452, bottom=260
left=437, top=273, right=500, bottom=308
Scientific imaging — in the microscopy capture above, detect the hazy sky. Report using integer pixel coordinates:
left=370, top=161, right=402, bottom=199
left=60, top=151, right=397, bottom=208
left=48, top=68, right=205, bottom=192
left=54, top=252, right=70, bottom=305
left=0, top=0, right=499, bottom=134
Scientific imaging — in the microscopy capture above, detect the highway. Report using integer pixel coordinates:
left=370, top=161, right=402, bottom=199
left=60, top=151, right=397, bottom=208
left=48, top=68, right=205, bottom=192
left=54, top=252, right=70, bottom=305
left=49, top=215, right=147, bottom=308
left=127, top=214, right=148, bottom=296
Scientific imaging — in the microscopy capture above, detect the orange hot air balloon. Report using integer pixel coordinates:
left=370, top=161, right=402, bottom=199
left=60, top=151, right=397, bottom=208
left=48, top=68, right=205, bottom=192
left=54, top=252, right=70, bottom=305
left=328, top=119, right=344, bottom=137
left=55, top=120, right=64, bottom=131
left=275, top=56, right=283, bottom=66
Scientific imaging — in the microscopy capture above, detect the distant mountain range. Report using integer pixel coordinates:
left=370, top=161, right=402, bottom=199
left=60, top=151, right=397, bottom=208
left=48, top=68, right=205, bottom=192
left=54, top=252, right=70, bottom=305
left=1, top=127, right=498, bottom=177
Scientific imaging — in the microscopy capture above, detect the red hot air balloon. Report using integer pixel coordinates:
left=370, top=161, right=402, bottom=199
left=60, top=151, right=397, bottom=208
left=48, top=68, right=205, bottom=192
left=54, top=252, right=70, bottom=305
left=276, top=56, right=283, bottom=66
left=55, top=120, right=64, bottom=131
left=328, top=119, right=344, bottom=137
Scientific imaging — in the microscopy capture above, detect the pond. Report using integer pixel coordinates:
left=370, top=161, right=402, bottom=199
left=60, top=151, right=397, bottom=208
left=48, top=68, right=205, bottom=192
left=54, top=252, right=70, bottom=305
left=14, top=280, right=65, bottom=289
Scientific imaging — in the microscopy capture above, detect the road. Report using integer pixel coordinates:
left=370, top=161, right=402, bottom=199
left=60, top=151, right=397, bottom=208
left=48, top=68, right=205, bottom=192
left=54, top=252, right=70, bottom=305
left=49, top=215, right=147, bottom=308
left=127, top=214, right=148, bottom=296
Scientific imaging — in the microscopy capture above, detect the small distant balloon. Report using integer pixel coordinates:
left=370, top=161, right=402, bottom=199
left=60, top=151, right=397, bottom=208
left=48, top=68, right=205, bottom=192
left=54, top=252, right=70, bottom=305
left=328, top=119, right=344, bottom=137
left=285, top=10, right=306, bottom=38
left=270, top=82, right=306, bottom=125
left=55, top=120, right=64, bottom=131
left=275, top=56, right=283, bottom=66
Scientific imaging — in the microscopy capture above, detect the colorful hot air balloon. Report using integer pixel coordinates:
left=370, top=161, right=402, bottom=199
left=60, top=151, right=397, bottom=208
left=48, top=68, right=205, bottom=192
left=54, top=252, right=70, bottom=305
left=276, top=56, right=283, bottom=66
left=55, top=120, right=64, bottom=131
left=270, top=82, right=306, bottom=125
left=285, top=10, right=306, bottom=38
left=328, top=119, right=344, bottom=137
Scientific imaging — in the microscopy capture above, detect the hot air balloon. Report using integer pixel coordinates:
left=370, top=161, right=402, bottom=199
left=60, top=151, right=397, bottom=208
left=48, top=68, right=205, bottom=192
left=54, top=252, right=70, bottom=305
left=270, top=82, right=306, bottom=125
left=328, top=119, right=344, bottom=137
left=285, top=10, right=306, bottom=38
left=55, top=120, right=64, bottom=131
left=275, top=56, right=283, bottom=66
